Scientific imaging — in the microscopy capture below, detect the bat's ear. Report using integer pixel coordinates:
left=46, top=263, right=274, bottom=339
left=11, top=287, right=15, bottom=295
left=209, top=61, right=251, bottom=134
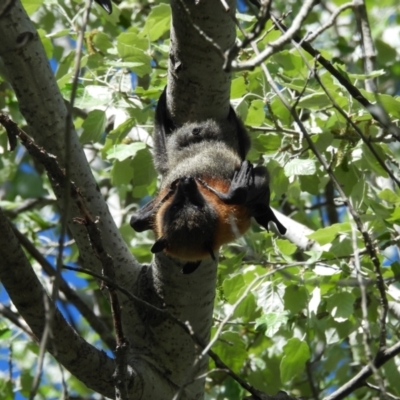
left=130, top=199, right=156, bottom=232
left=228, top=106, right=251, bottom=160
left=151, top=237, right=168, bottom=253
left=130, top=214, right=152, bottom=232
left=255, top=208, right=287, bottom=235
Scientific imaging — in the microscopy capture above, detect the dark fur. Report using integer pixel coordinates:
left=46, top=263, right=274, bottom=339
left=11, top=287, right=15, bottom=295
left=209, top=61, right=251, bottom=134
left=130, top=87, right=286, bottom=269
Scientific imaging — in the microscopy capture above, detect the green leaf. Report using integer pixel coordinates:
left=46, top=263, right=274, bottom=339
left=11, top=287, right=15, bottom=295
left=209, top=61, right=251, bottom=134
left=378, top=188, right=400, bottom=204
left=296, top=92, right=332, bottom=109
left=21, top=0, right=43, bottom=15
left=257, top=282, right=285, bottom=313
left=107, top=142, right=146, bottom=162
left=273, top=51, right=305, bottom=76
left=245, top=99, right=265, bottom=126
left=117, top=33, right=152, bottom=77
left=20, top=370, right=34, bottom=396
left=267, top=160, right=289, bottom=198
left=93, top=31, right=113, bottom=53
left=231, top=77, right=247, bottom=99
left=131, top=148, right=157, bottom=186
left=361, top=143, right=390, bottom=177
left=223, top=274, right=245, bottom=304
left=284, top=159, right=316, bottom=176
left=383, top=359, right=400, bottom=396
left=212, top=331, right=247, bottom=373
left=307, top=222, right=351, bottom=246
left=347, top=70, right=386, bottom=80
left=275, top=239, right=296, bottom=256
left=144, top=4, right=171, bottom=41
left=300, top=174, right=320, bottom=195
left=63, top=84, right=113, bottom=108
left=375, top=94, right=400, bottom=119
left=0, top=328, right=11, bottom=339
left=388, top=207, right=400, bottom=223
left=38, top=29, right=53, bottom=59
left=350, top=178, right=366, bottom=210
left=326, top=292, right=355, bottom=322
left=111, top=159, right=134, bottom=186
left=255, top=312, right=288, bottom=337
left=375, top=39, right=397, bottom=65
left=118, top=32, right=148, bottom=51
left=284, top=285, right=308, bottom=314
left=254, top=133, right=281, bottom=153
left=280, top=338, right=310, bottom=383
left=80, top=110, right=107, bottom=144
left=108, top=118, right=137, bottom=143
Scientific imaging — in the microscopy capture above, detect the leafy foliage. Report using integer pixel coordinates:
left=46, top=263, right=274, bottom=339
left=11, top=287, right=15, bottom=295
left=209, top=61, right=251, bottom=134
left=1, top=0, right=400, bottom=399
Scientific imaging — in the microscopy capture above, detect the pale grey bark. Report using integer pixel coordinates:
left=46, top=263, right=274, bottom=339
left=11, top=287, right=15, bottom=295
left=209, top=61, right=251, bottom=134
left=167, top=0, right=236, bottom=123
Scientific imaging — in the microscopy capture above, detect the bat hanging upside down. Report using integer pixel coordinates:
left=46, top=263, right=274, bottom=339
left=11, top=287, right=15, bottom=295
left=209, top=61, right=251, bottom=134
left=130, top=89, right=286, bottom=272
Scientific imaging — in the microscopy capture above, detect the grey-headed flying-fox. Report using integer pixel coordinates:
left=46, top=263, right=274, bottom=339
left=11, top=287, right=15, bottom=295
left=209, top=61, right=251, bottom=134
left=130, top=88, right=286, bottom=272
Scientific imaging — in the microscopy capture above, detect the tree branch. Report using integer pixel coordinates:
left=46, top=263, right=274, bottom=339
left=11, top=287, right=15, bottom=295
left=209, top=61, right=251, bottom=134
left=353, top=0, right=377, bottom=92
left=323, top=341, right=400, bottom=400
left=0, top=208, right=115, bottom=398
left=11, top=225, right=116, bottom=350
left=230, top=0, right=317, bottom=72
left=0, top=0, right=140, bottom=286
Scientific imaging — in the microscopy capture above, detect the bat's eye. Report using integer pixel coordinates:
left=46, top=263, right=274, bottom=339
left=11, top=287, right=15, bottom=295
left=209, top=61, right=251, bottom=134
left=192, top=127, right=201, bottom=135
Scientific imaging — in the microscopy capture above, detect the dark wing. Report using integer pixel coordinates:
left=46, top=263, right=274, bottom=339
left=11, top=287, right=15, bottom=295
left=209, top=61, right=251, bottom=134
left=94, top=0, right=112, bottom=14
left=227, top=107, right=251, bottom=160
left=246, top=165, right=286, bottom=234
left=153, top=87, right=176, bottom=175
left=254, top=208, right=287, bottom=235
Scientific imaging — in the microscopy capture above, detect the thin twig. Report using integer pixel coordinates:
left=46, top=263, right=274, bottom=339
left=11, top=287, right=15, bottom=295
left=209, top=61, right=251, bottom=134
left=352, top=0, right=377, bottom=92
left=32, top=0, right=94, bottom=397
left=247, top=32, right=389, bottom=350
left=322, top=340, right=400, bottom=400
left=0, top=304, right=35, bottom=339
left=225, top=0, right=272, bottom=67
left=172, top=269, right=282, bottom=400
left=272, top=17, right=400, bottom=187
left=310, top=69, right=390, bottom=348
left=0, top=113, right=131, bottom=398
left=229, top=0, right=317, bottom=71
left=350, top=223, right=385, bottom=393
left=30, top=293, right=51, bottom=399
left=12, top=225, right=116, bottom=349
left=63, top=264, right=287, bottom=400
left=364, top=382, right=400, bottom=400
left=270, top=15, right=400, bottom=140
left=306, top=3, right=353, bottom=42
